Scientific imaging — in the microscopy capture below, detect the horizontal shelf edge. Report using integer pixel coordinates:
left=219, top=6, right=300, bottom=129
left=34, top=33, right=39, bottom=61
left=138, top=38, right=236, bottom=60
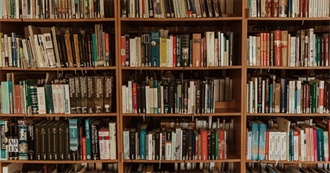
left=247, top=17, right=330, bottom=21
left=1, top=159, right=118, bottom=163
left=124, top=159, right=241, bottom=163
left=120, top=17, right=243, bottom=22
left=247, top=66, right=330, bottom=70
left=0, top=113, right=117, bottom=117
left=122, top=113, right=241, bottom=117
left=1, top=67, right=117, bottom=71
left=121, top=66, right=242, bottom=70
left=246, top=113, right=330, bottom=116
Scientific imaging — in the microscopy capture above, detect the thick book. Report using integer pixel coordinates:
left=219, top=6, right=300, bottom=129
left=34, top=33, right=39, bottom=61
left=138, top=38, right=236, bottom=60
left=104, top=76, right=114, bottom=113
left=87, top=76, right=95, bottom=113
left=80, top=76, right=88, bottom=114
left=94, top=76, right=104, bottom=113
left=98, top=127, right=110, bottom=160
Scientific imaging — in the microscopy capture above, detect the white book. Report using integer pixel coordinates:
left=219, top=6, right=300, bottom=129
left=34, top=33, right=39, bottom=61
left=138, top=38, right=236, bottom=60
left=147, top=132, right=153, bottom=160
left=127, top=81, right=133, bottom=113
left=63, top=84, right=71, bottom=114
left=2, top=163, right=23, bottom=173
left=254, top=77, right=258, bottom=113
left=296, top=80, right=302, bottom=113
left=7, top=36, right=12, bottom=67
left=51, top=84, right=59, bottom=114
left=37, top=86, right=46, bottom=114
left=129, top=0, right=135, bottom=18
left=167, top=38, right=173, bottom=67
left=324, top=131, right=329, bottom=161
left=250, top=0, right=257, bottom=17
left=100, top=0, right=104, bottom=18
left=220, top=32, right=225, bottom=66
left=58, top=84, right=65, bottom=114
left=246, top=130, right=252, bottom=160
left=123, top=129, right=130, bottom=159
left=136, top=37, right=142, bottom=67
left=293, top=130, right=299, bottom=161
left=42, top=33, right=56, bottom=67
left=145, top=85, right=150, bottom=114
left=160, top=85, right=164, bottom=114
left=15, top=0, right=19, bottom=18
left=129, top=38, right=136, bottom=67
left=261, top=80, right=265, bottom=113
left=153, top=87, right=158, bottom=113
left=171, top=132, right=176, bottom=159
left=175, top=127, right=182, bottom=160
left=122, top=85, right=127, bottom=113
left=109, top=121, right=117, bottom=159
left=252, top=36, right=257, bottom=66
left=205, top=31, right=215, bottom=66
left=98, top=129, right=110, bottom=160
left=144, top=0, right=149, bottom=18
left=290, top=37, right=296, bottom=66
left=249, top=80, right=254, bottom=113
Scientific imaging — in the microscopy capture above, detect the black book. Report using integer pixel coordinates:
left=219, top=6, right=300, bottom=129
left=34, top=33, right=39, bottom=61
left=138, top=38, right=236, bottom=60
left=27, top=120, right=37, bottom=160
left=91, top=120, right=100, bottom=160
left=187, top=126, right=193, bottom=160
left=78, top=32, right=86, bottom=67
left=87, top=33, right=93, bottom=67
left=176, top=34, right=182, bottom=67
left=129, top=128, right=136, bottom=160
left=121, top=0, right=128, bottom=18
left=207, top=130, right=211, bottom=159
left=40, top=121, right=50, bottom=160
left=181, top=34, right=190, bottom=67
left=70, top=34, right=77, bottom=67
left=205, top=0, right=214, bottom=17
left=80, top=76, right=88, bottom=114
left=142, top=34, right=150, bottom=66
left=52, top=121, right=61, bottom=160
left=57, top=121, right=65, bottom=160
left=148, top=0, right=154, bottom=18
left=104, top=76, right=114, bottom=113
left=163, top=80, right=169, bottom=113
left=195, top=80, right=201, bottom=113
left=8, top=122, right=18, bottom=160
left=201, top=80, right=206, bottom=113
left=155, top=129, right=160, bottom=160
left=182, top=80, right=189, bottom=113
left=169, top=80, right=175, bottom=113
left=63, top=121, right=71, bottom=160
left=211, top=129, right=216, bottom=160
left=46, top=121, right=55, bottom=160
left=280, top=78, right=288, bottom=113
left=60, top=33, right=68, bottom=67
left=74, top=77, right=82, bottom=114
left=141, top=81, right=146, bottom=114
left=182, top=129, right=187, bottom=160
left=55, top=33, right=65, bottom=67
left=87, top=76, right=95, bottom=113
left=137, top=83, right=142, bottom=113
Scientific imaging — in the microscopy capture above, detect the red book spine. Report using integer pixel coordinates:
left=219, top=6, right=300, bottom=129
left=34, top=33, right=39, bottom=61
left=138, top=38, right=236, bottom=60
left=266, top=33, right=270, bottom=66
left=172, top=35, right=177, bottom=67
left=299, top=0, right=305, bottom=17
left=265, top=130, right=269, bottom=160
left=273, top=30, right=282, bottom=66
left=132, top=82, right=137, bottom=113
left=82, top=137, right=87, bottom=160
left=14, top=85, right=21, bottom=114
left=304, top=0, right=309, bottom=17
left=201, top=130, right=208, bottom=160
left=271, top=0, right=279, bottom=17
left=120, top=36, right=126, bottom=66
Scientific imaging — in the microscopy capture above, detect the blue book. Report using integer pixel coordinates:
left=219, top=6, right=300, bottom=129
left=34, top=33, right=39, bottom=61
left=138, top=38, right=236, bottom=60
left=150, top=31, right=160, bottom=67
left=257, top=120, right=266, bottom=160
left=92, top=33, right=97, bottom=66
left=85, top=119, right=92, bottom=160
left=248, top=120, right=259, bottom=160
left=69, top=118, right=79, bottom=161
left=0, top=120, right=8, bottom=160
left=139, top=124, right=147, bottom=159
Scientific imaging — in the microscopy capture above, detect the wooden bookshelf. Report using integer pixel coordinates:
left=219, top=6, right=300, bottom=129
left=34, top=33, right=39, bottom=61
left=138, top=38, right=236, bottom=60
left=0, top=0, right=329, bottom=172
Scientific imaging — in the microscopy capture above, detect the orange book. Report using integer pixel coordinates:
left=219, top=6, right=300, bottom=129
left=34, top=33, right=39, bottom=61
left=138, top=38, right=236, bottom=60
left=281, top=30, right=288, bottom=66
left=192, top=33, right=202, bottom=67
left=200, top=129, right=208, bottom=160
left=324, top=34, right=329, bottom=66
left=272, top=0, right=279, bottom=17
left=265, top=130, right=269, bottom=160
left=273, top=30, right=282, bottom=66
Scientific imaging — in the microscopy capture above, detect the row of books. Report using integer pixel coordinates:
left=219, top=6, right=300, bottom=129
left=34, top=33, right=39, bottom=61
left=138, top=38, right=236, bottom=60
left=247, top=164, right=330, bottom=173
left=121, top=0, right=234, bottom=18
left=2, top=162, right=117, bottom=173
left=122, top=76, right=233, bottom=114
left=0, top=118, right=117, bottom=161
left=248, top=0, right=330, bottom=18
left=1, top=74, right=115, bottom=114
left=124, top=163, right=234, bottom=173
left=123, top=117, right=234, bottom=161
left=0, top=24, right=113, bottom=69
left=247, top=117, right=330, bottom=162
left=0, top=0, right=113, bottom=19
left=247, top=74, right=330, bottom=114
left=121, top=30, right=234, bottom=67
left=247, top=29, right=330, bottom=67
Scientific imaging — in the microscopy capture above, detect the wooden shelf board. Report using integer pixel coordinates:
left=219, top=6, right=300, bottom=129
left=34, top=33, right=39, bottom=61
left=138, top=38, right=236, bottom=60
left=247, top=17, right=330, bottom=21
left=247, top=113, right=330, bottom=117
left=1, top=159, right=118, bottom=164
left=121, top=66, right=242, bottom=70
left=120, top=17, right=243, bottom=22
left=122, top=112, right=241, bottom=117
left=247, top=66, right=330, bottom=70
left=124, top=159, right=241, bottom=163
left=246, top=160, right=330, bottom=164
left=1, top=67, right=116, bottom=71
left=21, top=18, right=115, bottom=22
left=0, top=113, right=117, bottom=117
left=0, top=19, right=22, bottom=22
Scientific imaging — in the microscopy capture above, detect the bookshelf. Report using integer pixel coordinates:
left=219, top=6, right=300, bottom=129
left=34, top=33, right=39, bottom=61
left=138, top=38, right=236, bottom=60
left=0, top=0, right=329, bottom=172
